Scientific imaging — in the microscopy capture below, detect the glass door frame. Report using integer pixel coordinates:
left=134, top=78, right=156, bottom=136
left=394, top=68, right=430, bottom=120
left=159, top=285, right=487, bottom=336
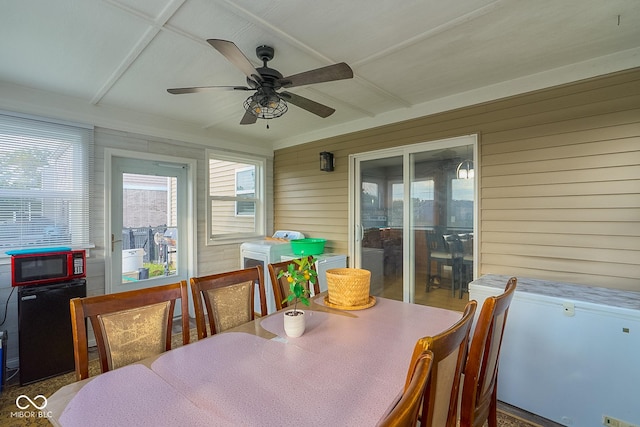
left=348, top=134, right=478, bottom=303
left=104, top=148, right=197, bottom=295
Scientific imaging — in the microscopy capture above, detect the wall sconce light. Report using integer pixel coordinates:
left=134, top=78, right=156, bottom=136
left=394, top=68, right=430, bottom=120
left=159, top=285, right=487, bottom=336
left=320, top=151, right=334, bottom=172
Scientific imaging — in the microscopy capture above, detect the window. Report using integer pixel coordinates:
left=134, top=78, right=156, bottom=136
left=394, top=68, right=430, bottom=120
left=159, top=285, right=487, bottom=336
left=235, top=167, right=255, bottom=216
left=412, top=178, right=435, bottom=227
left=389, top=181, right=404, bottom=227
left=0, top=111, right=93, bottom=252
left=448, top=177, right=474, bottom=228
left=207, top=150, right=265, bottom=243
left=361, top=182, right=379, bottom=209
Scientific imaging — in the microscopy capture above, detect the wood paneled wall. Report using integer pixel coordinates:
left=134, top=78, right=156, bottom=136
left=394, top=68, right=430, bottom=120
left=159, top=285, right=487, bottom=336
left=274, top=68, right=640, bottom=291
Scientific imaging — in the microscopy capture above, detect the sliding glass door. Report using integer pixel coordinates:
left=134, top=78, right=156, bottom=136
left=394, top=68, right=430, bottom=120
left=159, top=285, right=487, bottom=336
left=351, top=135, right=477, bottom=306
left=358, top=154, right=405, bottom=299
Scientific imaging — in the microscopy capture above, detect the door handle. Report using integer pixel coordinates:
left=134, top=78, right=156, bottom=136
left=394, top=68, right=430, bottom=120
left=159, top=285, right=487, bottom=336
left=111, top=234, right=122, bottom=252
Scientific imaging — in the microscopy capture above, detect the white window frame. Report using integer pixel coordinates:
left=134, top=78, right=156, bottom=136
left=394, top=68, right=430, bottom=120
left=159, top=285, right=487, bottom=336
left=207, top=149, right=265, bottom=245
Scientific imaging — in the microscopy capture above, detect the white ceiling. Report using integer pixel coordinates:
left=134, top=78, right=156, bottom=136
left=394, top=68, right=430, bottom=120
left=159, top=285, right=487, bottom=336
left=1, top=0, right=639, bottom=153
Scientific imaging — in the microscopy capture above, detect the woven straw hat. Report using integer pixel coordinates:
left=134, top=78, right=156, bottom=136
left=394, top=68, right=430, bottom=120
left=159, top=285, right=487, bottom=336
left=324, top=268, right=376, bottom=310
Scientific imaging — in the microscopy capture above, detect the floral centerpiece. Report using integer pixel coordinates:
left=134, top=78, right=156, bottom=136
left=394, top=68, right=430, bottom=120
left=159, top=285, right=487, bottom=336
left=277, top=256, right=318, bottom=315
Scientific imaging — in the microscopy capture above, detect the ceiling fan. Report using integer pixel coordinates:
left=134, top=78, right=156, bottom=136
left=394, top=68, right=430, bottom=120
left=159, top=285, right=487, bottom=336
left=167, top=39, right=354, bottom=125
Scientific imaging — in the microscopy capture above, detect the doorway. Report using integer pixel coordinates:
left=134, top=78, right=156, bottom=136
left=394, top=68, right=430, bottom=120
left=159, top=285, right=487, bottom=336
left=105, top=150, right=196, bottom=295
left=350, top=135, right=477, bottom=311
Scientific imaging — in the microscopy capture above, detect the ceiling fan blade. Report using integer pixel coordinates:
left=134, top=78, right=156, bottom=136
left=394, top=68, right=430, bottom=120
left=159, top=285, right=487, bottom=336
left=240, top=109, right=258, bottom=125
left=280, top=91, right=335, bottom=118
left=207, top=39, right=262, bottom=84
left=167, top=86, right=251, bottom=94
left=280, top=63, right=353, bottom=88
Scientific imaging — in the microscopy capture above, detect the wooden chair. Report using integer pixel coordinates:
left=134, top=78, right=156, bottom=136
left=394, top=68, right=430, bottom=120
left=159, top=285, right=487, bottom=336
left=190, top=266, right=267, bottom=339
left=408, top=300, right=478, bottom=427
left=460, top=277, right=517, bottom=427
left=268, top=256, right=319, bottom=311
left=378, top=350, right=434, bottom=427
left=69, top=281, right=190, bottom=381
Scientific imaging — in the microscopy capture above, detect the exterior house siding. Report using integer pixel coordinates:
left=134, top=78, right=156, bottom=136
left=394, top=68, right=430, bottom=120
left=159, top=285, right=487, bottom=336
left=274, top=68, right=640, bottom=291
left=208, top=160, right=255, bottom=233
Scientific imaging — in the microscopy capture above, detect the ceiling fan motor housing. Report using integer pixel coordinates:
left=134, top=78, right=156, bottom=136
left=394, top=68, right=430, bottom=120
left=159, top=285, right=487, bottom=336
left=253, top=45, right=283, bottom=89
left=256, top=45, right=274, bottom=62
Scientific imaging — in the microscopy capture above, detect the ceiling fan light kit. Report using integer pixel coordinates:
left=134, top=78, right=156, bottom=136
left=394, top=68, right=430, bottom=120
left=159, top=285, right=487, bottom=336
left=243, top=90, right=288, bottom=119
left=167, top=39, right=353, bottom=125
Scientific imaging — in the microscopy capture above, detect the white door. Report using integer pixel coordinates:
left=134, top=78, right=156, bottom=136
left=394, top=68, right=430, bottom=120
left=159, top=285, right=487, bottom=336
left=108, top=154, right=194, bottom=294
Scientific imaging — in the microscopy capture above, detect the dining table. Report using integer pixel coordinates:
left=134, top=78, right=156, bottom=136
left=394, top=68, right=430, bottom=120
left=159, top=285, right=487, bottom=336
left=47, top=292, right=463, bottom=426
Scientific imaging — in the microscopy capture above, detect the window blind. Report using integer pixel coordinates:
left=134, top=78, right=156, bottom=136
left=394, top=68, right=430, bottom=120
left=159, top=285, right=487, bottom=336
left=0, top=111, right=94, bottom=252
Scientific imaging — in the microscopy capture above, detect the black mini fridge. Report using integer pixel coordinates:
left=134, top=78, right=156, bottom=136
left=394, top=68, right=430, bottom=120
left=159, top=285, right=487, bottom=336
left=18, top=279, right=86, bottom=385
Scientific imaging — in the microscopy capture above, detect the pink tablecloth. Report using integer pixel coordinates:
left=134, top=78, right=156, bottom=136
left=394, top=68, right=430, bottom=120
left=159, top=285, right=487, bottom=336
left=58, top=364, right=215, bottom=427
left=260, top=297, right=462, bottom=402
left=149, top=298, right=462, bottom=426
left=54, top=297, right=462, bottom=427
left=150, top=332, right=398, bottom=426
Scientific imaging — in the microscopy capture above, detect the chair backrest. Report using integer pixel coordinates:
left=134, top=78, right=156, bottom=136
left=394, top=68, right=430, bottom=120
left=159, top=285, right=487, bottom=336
left=378, top=350, right=434, bottom=427
left=69, top=281, right=190, bottom=381
left=443, top=234, right=463, bottom=256
left=459, top=233, right=473, bottom=257
left=190, top=266, right=267, bottom=339
left=460, top=277, right=517, bottom=427
left=267, top=256, right=319, bottom=311
left=426, top=226, right=447, bottom=251
left=407, top=300, right=477, bottom=427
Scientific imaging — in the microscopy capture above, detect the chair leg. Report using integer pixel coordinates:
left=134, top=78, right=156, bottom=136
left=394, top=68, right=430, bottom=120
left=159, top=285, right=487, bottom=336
left=450, top=261, right=457, bottom=298
left=426, top=258, right=431, bottom=292
left=462, top=262, right=473, bottom=298
left=451, top=262, right=456, bottom=298
left=427, top=261, right=443, bottom=292
left=487, top=383, right=499, bottom=427
left=459, top=262, right=465, bottom=299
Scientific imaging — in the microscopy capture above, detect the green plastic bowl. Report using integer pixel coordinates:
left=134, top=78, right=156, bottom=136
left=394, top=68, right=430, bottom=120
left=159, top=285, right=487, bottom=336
left=291, top=238, right=326, bottom=255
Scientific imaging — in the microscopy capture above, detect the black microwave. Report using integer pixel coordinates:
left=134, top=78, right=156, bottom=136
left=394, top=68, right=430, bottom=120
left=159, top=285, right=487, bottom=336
left=9, top=248, right=86, bottom=287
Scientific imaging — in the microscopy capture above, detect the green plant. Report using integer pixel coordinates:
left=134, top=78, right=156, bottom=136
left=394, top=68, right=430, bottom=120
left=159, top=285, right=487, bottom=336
left=277, top=256, right=318, bottom=314
left=144, top=263, right=166, bottom=278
